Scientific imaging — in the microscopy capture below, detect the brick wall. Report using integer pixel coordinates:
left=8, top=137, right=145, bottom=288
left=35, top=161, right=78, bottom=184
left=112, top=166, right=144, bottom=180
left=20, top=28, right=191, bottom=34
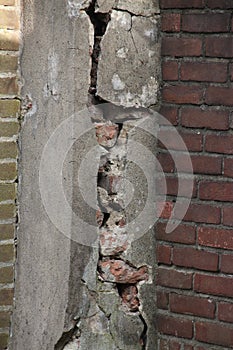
left=157, top=0, right=233, bottom=349
left=0, top=1, right=20, bottom=349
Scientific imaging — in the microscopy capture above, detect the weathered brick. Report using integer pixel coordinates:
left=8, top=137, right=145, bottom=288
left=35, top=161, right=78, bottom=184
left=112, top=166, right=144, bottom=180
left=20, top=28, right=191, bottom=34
left=0, top=121, right=19, bottom=137
left=0, top=203, right=15, bottom=220
left=0, top=244, right=14, bottom=262
left=162, top=37, right=202, bottom=57
left=0, top=77, right=18, bottom=95
left=180, top=62, right=227, bottom=83
left=173, top=246, right=218, bottom=271
left=206, top=37, right=233, bottom=58
left=162, top=85, right=203, bottom=104
left=170, top=293, right=215, bottom=318
left=222, top=207, right=233, bottom=226
left=180, top=107, right=229, bottom=130
left=194, top=273, right=233, bottom=297
left=198, top=226, right=233, bottom=250
left=156, top=177, right=197, bottom=198
left=0, top=142, right=17, bottom=159
left=156, top=244, right=172, bottom=265
left=0, top=288, right=13, bottom=305
left=195, top=322, right=233, bottom=347
left=0, top=54, right=18, bottom=73
left=182, top=14, right=230, bottom=33
left=0, top=311, right=10, bottom=328
left=206, top=134, right=233, bottom=154
left=159, top=129, right=203, bottom=151
left=157, top=267, right=193, bottom=289
left=0, top=224, right=14, bottom=240
left=161, top=13, right=181, bottom=32
left=0, top=333, right=9, bottom=349
left=162, top=61, right=179, bottom=81
left=157, top=290, right=169, bottom=310
left=218, top=302, right=233, bottom=323
left=207, top=0, right=233, bottom=8
left=0, top=163, right=17, bottom=181
left=221, top=254, right=233, bottom=274
left=0, top=99, right=20, bottom=117
left=224, top=158, right=233, bottom=178
left=191, top=155, right=222, bottom=174
left=159, top=106, right=178, bottom=126
left=206, top=86, right=233, bottom=106
left=157, top=314, right=193, bottom=339
left=155, top=222, right=196, bottom=244
left=184, top=203, right=220, bottom=224
left=0, top=183, right=16, bottom=201
left=0, top=266, right=13, bottom=283
left=199, top=181, right=233, bottom=202
left=0, top=9, right=19, bottom=30
left=0, top=30, right=19, bottom=51
left=160, top=0, right=205, bottom=8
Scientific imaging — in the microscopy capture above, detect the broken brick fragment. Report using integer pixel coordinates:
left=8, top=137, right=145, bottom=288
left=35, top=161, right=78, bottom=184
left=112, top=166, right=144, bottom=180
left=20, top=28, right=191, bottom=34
left=118, top=284, right=140, bottom=312
left=99, top=259, right=149, bottom=284
left=95, top=122, right=119, bottom=148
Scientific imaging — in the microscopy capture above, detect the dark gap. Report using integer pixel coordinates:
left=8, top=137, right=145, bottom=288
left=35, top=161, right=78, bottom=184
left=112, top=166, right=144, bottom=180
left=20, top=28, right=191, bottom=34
left=54, top=323, right=79, bottom=350
left=139, top=314, right=148, bottom=350
left=85, top=0, right=111, bottom=95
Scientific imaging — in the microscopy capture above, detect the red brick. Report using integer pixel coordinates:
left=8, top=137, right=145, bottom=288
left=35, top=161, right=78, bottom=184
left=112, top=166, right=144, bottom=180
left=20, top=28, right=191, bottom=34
left=191, top=155, right=222, bottom=174
left=163, top=85, right=203, bottom=105
left=0, top=77, right=18, bottom=95
left=162, top=37, right=202, bottom=57
left=206, top=134, right=233, bottom=154
left=207, top=0, right=233, bottom=8
left=180, top=62, right=227, bottom=83
left=156, top=244, right=172, bottom=265
left=195, top=273, right=233, bottom=297
left=162, top=13, right=181, bottom=32
left=160, top=0, right=205, bottom=8
left=162, top=61, right=179, bottom=81
left=221, top=254, right=233, bottom=274
left=159, top=130, right=203, bottom=152
left=223, top=207, right=233, bottom=226
left=230, top=64, right=233, bottom=81
left=218, top=302, right=233, bottom=323
left=159, top=339, right=181, bottom=350
left=195, top=321, right=233, bottom=347
left=199, top=181, right=233, bottom=202
left=170, top=293, right=215, bottom=318
left=159, top=106, right=178, bottom=126
left=206, top=86, right=233, bottom=106
left=157, top=153, right=175, bottom=173
left=184, top=203, right=221, bottom=224
left=173, top=246, right=218, bottom=271
left=180, top=107, right=229, bottom=130
left=184, top=346, right=193, bottom=350
left=157, top=290, right=169, bottom=310
left=156, top=176, right=196, bottom=198
left=206, top=37, right=233, bottom=58
left=157, top=314, right=193, bottom=339
left=198, top=226, right=233, bottom=250
left=224, top=158, right=233, bottom=178
left=155, top=222, right=196, bottom=244
left=182, top=14, right=230, bottom=33
left=159, top=152, right=222, bottom=174
left=157, top=267, right=193, bottom=289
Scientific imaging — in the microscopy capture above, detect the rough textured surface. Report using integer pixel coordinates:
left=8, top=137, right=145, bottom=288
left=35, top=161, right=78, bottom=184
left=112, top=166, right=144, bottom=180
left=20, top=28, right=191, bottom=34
left=97, top=10, right=160, bottom=107
left=11, top=1, right=95, bottom=349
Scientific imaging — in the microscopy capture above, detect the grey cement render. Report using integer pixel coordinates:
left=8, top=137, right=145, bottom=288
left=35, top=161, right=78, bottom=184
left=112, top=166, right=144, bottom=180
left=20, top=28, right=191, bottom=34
left=11, top=0, right=160, bottom=349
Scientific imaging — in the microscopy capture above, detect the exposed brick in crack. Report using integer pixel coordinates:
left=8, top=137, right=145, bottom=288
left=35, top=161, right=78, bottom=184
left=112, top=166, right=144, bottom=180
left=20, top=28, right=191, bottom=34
left=54, top=319, right=80, bottom=350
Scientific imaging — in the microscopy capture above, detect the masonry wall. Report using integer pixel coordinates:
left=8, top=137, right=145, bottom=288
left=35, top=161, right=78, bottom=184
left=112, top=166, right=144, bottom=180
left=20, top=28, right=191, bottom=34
left=0, top=1, right=19, bottom=349
left=157, top=0, right=233, bottom=349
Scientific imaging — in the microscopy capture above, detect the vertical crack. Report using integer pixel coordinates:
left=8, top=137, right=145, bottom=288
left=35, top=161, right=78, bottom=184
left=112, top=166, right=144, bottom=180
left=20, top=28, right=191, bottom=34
left=85, top=0, right=111, bottom=96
